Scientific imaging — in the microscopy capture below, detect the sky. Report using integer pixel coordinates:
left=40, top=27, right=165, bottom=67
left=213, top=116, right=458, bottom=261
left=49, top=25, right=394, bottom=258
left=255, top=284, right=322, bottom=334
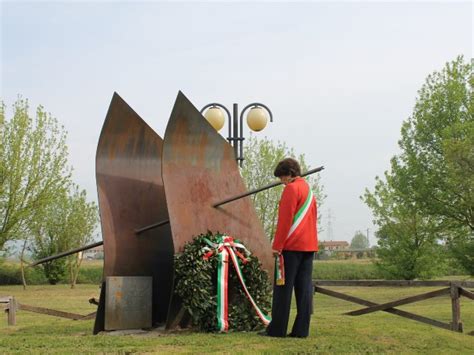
left=1, top=0, right=472, bottom=245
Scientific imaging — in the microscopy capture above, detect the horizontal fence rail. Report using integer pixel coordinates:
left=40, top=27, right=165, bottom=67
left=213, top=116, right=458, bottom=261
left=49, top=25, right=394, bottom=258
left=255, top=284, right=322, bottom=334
left=314, top=280, right=474, bottom=288
left=2, top=297, right=97, bottom=325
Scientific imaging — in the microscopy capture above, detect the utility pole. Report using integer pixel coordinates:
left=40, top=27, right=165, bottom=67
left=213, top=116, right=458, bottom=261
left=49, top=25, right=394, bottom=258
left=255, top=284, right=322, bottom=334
left=366, top=228, right=370, bottom=248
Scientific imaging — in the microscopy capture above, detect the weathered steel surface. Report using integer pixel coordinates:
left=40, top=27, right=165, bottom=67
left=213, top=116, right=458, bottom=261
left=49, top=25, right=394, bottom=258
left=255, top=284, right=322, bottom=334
left=96, top=93, right=174, bottom=330
left=161, top=92, right=273, bottom=328
left=93, top=282, right=106, bottom=334
left=105, top=276, right=152, bottom=330
left=162, top=92, right=273, bottom=268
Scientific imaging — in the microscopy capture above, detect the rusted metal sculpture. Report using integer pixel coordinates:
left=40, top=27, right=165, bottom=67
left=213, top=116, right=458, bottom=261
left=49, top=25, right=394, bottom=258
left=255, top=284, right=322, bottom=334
left=94, top=93, right=174, bottom=332
left=162, top=91, right=274, bottom=270
left=161, top=92, right=274, bottom=327
left=28, top=91, right=324, bottom=334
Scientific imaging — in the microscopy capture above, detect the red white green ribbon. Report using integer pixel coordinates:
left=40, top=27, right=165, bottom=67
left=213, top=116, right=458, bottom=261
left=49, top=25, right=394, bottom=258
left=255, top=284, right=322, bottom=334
left=202, top=235, right=271, bottom=332
left=275, top=254, right=285, bottom=286
left=287, top=183, right=314, bottom=238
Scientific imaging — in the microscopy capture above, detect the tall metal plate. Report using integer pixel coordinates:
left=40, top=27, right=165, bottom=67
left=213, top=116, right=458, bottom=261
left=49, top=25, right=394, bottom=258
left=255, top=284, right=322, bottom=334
left=96, top=93, right=174, bottom=330
left=105, top=276, right=152, bottom=330
left=162, top=91, right=273, bottom=278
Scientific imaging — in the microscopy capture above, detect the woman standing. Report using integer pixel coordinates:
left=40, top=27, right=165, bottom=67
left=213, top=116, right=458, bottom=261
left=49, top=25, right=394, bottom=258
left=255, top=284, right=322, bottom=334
left=263, top=158, right=318, bottom=338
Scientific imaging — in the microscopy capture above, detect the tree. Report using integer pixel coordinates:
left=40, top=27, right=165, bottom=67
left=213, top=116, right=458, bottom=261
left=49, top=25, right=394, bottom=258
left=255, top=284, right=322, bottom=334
left=364, top=176, right=446, bottom=279
left=350, top=231, right=369, bottom=250
left=0, top=98, right=71, bottom=250
left=241, top=135, right=325, bottom=241
left=363, top=56, right=473, bottom=277
left=396, top=57, right=473, bottom=232
left=30, top=185, right=98, bottom=287
left=64, top=187, right=98, bottom=288
left=442, top=120, right=474, bottom=273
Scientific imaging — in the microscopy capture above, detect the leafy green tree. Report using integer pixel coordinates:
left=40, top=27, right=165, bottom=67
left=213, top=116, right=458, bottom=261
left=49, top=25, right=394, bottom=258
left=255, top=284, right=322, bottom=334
left=34, top=242, right=67, bottom=285
left=241, top=135, right=325, bottom=241
left=350, top=231, right=369, bottom=250
left=442, top=120, right=474, bottom=273
left=1, top=98, right=98, bottom=286
left=64, top=187, right=98, bottom=288
left=394, top=57, right=473, bottom=270
left=395, top=57, right=473, bottom=231
left=0, top=98, right=71, bottom=250
left=364, top=177, right=446, bottom=279
left=30, top=185, right=98, bottom=287
left=364, top=56, right=473, bottom=277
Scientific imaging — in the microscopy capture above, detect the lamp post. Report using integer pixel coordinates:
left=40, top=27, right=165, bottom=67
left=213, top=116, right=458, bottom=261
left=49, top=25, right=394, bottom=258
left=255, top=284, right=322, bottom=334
left=200, top=102, right=273, bottom=167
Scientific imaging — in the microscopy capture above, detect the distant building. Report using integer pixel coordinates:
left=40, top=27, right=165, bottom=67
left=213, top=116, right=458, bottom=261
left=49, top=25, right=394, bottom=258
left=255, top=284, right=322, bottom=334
left=83, top=244, right=104, bottom=260
left=319, top=241, right=349, bottom=251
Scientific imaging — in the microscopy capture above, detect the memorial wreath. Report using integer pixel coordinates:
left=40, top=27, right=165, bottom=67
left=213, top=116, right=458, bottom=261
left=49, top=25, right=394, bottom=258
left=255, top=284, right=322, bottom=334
left=174, top=232, right=272, bottom=332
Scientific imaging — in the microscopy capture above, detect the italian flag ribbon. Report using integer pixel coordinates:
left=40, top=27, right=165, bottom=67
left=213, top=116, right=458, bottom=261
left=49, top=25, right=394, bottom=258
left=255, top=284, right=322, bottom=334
left=202, top=235, right=271, bottom=332
left=287, top=183, right=314, bottom=239
left=275, top=254, right=285, bottom=286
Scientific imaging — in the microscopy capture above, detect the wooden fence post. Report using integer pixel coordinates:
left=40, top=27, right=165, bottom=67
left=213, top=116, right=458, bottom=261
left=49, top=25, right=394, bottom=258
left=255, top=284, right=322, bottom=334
left=450, top=282, right=462, bottom=332
left=7, top=297, right=17, bottom=326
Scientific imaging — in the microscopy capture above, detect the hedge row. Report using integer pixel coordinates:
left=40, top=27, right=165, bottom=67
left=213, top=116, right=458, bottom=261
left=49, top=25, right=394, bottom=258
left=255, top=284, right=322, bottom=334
left=0, top=262, right=103, bottom=285
left=1, top=260, right=468, bottom=285
left=313, top=260, right=469, bottom=280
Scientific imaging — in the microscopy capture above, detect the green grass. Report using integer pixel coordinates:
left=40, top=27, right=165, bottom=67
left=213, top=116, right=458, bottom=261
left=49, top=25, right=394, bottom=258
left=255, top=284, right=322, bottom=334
left=314, top=259, right=383, bottom=280
left=0, top=284, right=473, bottom=353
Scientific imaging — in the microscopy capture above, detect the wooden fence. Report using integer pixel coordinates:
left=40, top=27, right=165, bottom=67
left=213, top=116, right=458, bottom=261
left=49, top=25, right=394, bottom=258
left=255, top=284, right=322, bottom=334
left=313, top=280, right=474, bottom=334
left=3, top=281, right=473, bottom=335
left=1, top=296, right=96, bottom=326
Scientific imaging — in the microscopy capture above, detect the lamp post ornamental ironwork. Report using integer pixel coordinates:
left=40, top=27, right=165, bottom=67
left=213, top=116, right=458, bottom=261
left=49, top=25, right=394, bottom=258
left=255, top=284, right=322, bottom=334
left=200, top=102, right=273, bottom=167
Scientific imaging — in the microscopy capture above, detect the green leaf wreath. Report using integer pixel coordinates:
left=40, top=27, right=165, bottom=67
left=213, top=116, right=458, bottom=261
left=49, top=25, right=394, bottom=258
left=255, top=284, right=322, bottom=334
left=174, top=232, right=272, bottom=332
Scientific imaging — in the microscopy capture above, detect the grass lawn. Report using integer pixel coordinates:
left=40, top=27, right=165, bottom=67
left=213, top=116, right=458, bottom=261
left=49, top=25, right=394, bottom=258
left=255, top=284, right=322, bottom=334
left=0, top=284, right=473, bottom=353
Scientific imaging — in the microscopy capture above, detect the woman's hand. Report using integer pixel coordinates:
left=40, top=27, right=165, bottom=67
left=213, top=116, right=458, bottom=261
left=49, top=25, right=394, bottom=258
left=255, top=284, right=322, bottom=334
left=272, top=249, right=281, bottom=257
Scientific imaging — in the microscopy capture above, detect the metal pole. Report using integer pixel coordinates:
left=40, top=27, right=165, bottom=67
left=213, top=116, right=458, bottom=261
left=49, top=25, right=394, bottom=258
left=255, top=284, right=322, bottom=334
left=233, top=103, right=239, bottom=162
left=239, top=105, right=244, bottom=167
left=29, top=241, right=103, bottom=267
left=138, top=166, right=324, bottom=231
left=134, top=219, right=170, bottom=234
left=213, top=166, right=324, bottom=207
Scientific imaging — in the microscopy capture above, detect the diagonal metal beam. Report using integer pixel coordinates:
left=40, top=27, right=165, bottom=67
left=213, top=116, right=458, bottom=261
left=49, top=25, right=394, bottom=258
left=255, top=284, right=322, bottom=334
left=213, top=166, right=324, bottom=208
left=135, top=166, right=325, bottom=234
left=134, top=219, right=170, bottom=234
left=28, top=241, right=103, bottom=267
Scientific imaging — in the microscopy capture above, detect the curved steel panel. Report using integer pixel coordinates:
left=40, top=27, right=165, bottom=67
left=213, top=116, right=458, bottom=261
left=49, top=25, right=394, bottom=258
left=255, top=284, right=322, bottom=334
left=96, top=93, right=174, bottom=327
left=162, top=91, right=273, bottom=273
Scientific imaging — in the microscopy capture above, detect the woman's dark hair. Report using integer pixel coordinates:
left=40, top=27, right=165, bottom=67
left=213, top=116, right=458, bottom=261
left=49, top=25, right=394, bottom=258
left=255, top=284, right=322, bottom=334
left=273, top=158, right=301, bottom=178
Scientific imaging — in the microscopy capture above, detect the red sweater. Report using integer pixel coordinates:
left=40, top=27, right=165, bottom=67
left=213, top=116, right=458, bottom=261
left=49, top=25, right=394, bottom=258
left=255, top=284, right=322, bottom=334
left=272, top=177, right=318, bottom=252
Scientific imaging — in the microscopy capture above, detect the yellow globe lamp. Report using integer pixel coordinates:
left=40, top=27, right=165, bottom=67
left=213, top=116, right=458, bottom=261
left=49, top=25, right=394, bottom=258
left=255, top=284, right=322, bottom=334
left=204, top=107, right=225, bottom=131
left=246, top=107, right=268, bottom=132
